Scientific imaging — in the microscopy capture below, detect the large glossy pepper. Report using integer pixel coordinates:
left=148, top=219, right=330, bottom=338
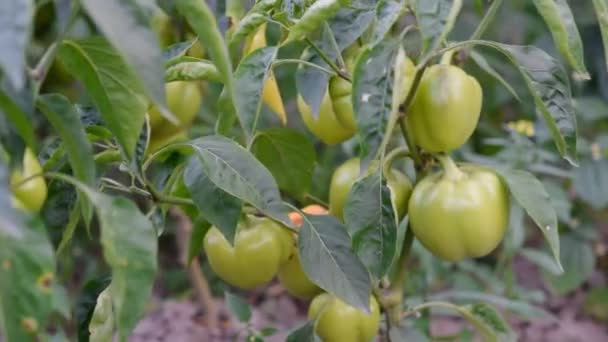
left=148, top=81, right=202, bottom=139
left=203, top=216, right=293, bottom=289
left=407, top=63, right=482, bottom=152
left=408, top=156, right=509, bottom=262
left=278, top=205, right=326, bottom=299
left=329, top=158, right=412, bottom=221
left=308, top=293, right=380, bottom=342
left=328, top=53, right=357, bottom=131
left=245, top=23, right=287, bottom=125
left=10, top=148, right=48, bottom=213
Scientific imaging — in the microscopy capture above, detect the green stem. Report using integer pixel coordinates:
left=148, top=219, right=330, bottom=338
left=304, top=38, right=351, bottom=82
left=469, top=0, right=503, bottom=41
left=386, top=227, right=415, bottom=324
left=272, top=59, right=337, bottom=76
left=383, top=146, right=412, bottom=176
left=436, top=154, right=465, bottom=181
left=440, top=49, right=457, bottom=65
left=398, top=117, right=421, bottom=166
left=304, top=193, right=329, bottom=208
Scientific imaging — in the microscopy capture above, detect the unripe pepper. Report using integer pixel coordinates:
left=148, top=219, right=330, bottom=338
left=308, top=293, right=380, bottom=342
left=408, top=155, right=509, bottom=262
left=407, top=60, right=482, bottom=152
left=10, top=148, right=48, bottom=213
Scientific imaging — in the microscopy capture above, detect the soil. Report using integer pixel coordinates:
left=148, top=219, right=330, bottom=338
left=132, top=257, right=608, bottom=342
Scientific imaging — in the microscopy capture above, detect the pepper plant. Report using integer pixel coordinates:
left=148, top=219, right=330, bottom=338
left=0, top=0, right=605, bottom=341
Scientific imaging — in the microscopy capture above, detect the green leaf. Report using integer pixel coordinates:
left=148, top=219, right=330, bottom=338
left=57, top=37, right=148, bottom=159
left=0, top=212, right=56, bottom=341
left=85, top=194, right=157, bottom=341
left=532, top=0, right=589, bottom=80
left=187, top=217, right=211, bottom=264
left=177, top=0, right=234, bottom=117
left=542, top=179, right=571, bottom=223
left=352, top=41, right=399, bottom=166
left=76, top=277, right=112, bottom=342
left=463, top=303, right=514, bottom=342
left=183, top=156, right=242, bottom=244
left=184, top=136, right=292, bottom=227
left=414, top=0, right=463, bottom=53
left=469, top=50, right=521, bottom=102
left=286, top=0, right=344, bottom=42
left=573, top=159, right=608, bottom=210
left=88, top=287, right=114, bottom=342
left=0, top=86, right=35, bottom=149
left=432, top=290, right=555, bottom=321
left=251, top=128, right=316, bottom=199
left=473, top=42, right=578, bottom=165
left=229, top=12, right=267, bottom=50
left=165, top=58, right=223, bottom=83
left=225, top=291, right=252, bottom=323
left=37, top=94, right=96, bottom=225
left=372, top=0, right=406, bottom=45
left=233, top=46, right=278, bottom=140
left=162, top=39, right=197, bottom=63
left=344, top=172, right=397, bottom=278
left=491, top=167, right=562, bottom=273
left=298, top=214, right=372, bottom=312
left=327, top=7, right=375, bottom=49
left=80, top=0, right=168, bottom=117
left=0, top=0, right=32, bottom=90
left=593, top=0, right=608, bottom=71
left=542, top=234, right=595, bottom=295
left=286, top=321, right=320, bottom=342
left=36, top=94, right=95, bottom=186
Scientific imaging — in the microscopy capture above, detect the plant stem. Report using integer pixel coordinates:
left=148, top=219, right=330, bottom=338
left=436, top=154, right=465, bottom=181
left=304, top=193, right=329, bottom=208
left=304, top=38, right=351, bottom=82
left=461, top=0, right=504, bottom=59
left=398, top=117, right=421, bottom=166
left=172, top=207, right=218, bottom=329
left=383, top=146, right=412, bottom=177
left=385, top=227, right=415, bottom=324
left=272, top=59, right=337, bottom=76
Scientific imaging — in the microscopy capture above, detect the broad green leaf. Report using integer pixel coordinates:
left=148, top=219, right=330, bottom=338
left=250, top=128, right=316, bottom=199
left=286, top=0, right=344, bottom=42
left=491, top=167, right=561, bottom=272
left=298, top=214, right=372, bottom=311
left=183, top=156, right=242, bottom=244
left=462, top=303, right=514, bottom=342
left=542, top=234, right=595, bottom=295
left=36, top=94, right=95, bottom=186
left=573, top=159, right=608, bottom=210
left=469, top=50, right=521, bottom=102
left=344, top=172, right=397, bottom=278
left=57, top=37, right=148, bottom=159
left=0, top=209, right=56, bottom=341
left=229, top=12, right=267, bottom=50
left=542, top=179, right=571, bottom=222
left=233, top=46, right=278, bottom=140
left=0, top=0, right=32, bottom=90
left=162, top=39, right=196, bottom=64
left=225, top=291, right=252, bottom=323
left=593, top=0, right=608, bottom=71
left=328, top=7, right=375, bottom=50
left=75, top=278, right=112, bottom=342
left=473, top=42, right=578, bottom=165
left=37, top=94, right=96, bottom=226
left=352, top=41, right=398, bottom=166
left=165, top=58, right=223, bottom=83
left=296, top=44, right=334, bottom=117
left=520, top=248, right=562, bottom=275
left=177, top=0, right=234, bottom=115
left=184, top=136, right=292, bottom=227
left=286, top=321, right=320, bottom=342
left=92, top=194, right=157, bottom=341
left=0, top=86, right=35, bottom=149
left=372, top=0, right=406, bottom=45
left=88, top=287, right=114, bottom=342
left=414, top=0, right=463, bottom=53
left=80, top=0, right=168, bottom=118
left=532, top=0, right=589, bottom=80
